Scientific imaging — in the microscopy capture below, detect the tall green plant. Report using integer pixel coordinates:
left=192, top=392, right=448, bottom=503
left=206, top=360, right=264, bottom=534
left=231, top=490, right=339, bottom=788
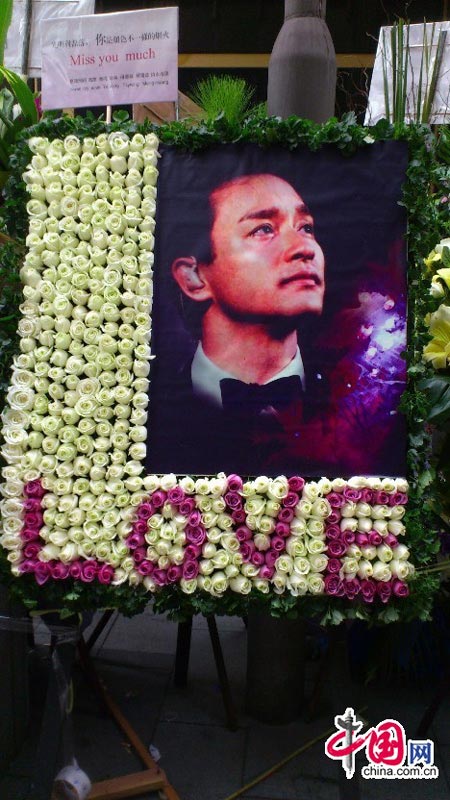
left=0, top=0, right=13, bottom=65
left=189, top=75, right=256, bottom=125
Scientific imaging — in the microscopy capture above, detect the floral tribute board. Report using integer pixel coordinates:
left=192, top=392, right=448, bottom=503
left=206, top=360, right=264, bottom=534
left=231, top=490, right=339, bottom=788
left=0, top=114, right=444, bottom=624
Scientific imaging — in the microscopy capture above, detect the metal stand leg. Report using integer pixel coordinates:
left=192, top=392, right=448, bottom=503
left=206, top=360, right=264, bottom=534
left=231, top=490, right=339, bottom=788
left=174, top=617, right=193, bottom=687
left=207, top=615, right=238, bottom=731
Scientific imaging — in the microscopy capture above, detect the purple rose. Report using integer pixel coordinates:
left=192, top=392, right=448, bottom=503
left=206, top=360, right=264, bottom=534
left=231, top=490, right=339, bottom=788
left=167, top=487, right=185, bottom=505
left=327, top=540, right=347, bottom=558
left=184, top=544, right=202, bottom=560
left=389, top=492, right=408, bottom=506
left=265, top=549, right=278, bottom=568
left=227, top=474, right=243, bottom=491
left=19, top=559, right=37, bottom=573
left=391, top=579, right=409, bottom=597
left=324, top=574, right=344, bottom=596
left=355, top=533, right=369, bottom=546
left=185, top=525, right=206, bottom=547
left=69, top=561, right=83, bottom=580
left=376, top=581, right=392, bottom=603
left=98, top=564, right=115, bottom=584
left=34, top=561, right=51, bottom=585
left=182, top=560, right=199, bottom=580
left=275, top=521, right=291, bottom=538
left=137, top=560, right=154, bottom=576
left=127, top=532, right=145, bottom=550
left=81, top=560, right=98, bottom=582
left=327, top=511, right=342, bottom=525
left=374, top=491, right=390, bottom=505
left=137, top=502, right=154, bottom=520
left=326, top=558, right=342, bottom=574
left=271, top=535, right=286, bottom=552
left=188, top=510, right=202, bottom=527
left=151, top=490, right=167, bottom=508
left=236, top=525, right=252, bottom=542
left=288, top=476, right=305, bottom=492
left=240, top=541, right=255, bottom=561
left=153, top=568, right=168, bottom=586
left=251, top=551, right=265, bottom=567
left=259, top=564, right=275, bottom=580
left=360, top=488, right=374, bottom=503
left=283, top=492, right=299, bottom=508
left=133, top=547, right=147, bottom=564
left=51, top=562, right=70, bottom=580
left=325, top=524, right=342, bottom=540
left=326, top=492, right=346, bottom=508
left=224, top=491, right=242, bottom=510
left=21, top=527, right=41, bottom=542
left=132, top=519, right=148, bottom=537
left=342, top=530, right=355, bottom=546
left=360, top=579, right=376, bottom=603
left=179, top=498, right=196, bottom=515
left=368, top=531, right=383, bottom=546
left=23, top=497, right=41, bottom=512
left=343, top=488, right=362, bottom=502
left=24, top=511, right=43, bottom=530
left=232, top=509, right=246, bottom=524
left=24, top=480, right=45, bottom=498
left=384, top=533, right=398, bottom=548
left=23, top=542, right=41, bottom=559
left=343, top=578, right=361, bottom=599
left=167, top=565, right=182, bottom=583
left=278, top=507, right=294, bottom=524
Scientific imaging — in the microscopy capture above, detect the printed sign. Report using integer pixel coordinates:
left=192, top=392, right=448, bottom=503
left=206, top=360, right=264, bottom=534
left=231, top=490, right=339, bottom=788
left=4, top=0, right=95, bottom=77
left=40, top=7, right=178, bottom=109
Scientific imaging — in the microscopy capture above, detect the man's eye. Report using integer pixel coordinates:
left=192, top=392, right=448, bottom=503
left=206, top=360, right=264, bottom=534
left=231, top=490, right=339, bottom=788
left=300, top=222, right=314, bottom=235
left=250, top=223, right=274, bottom=236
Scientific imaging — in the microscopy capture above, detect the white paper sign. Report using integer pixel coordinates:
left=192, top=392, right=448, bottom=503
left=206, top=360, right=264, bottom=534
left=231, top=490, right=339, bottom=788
left=366, top=21, right=450, bottom=125
left=4, top=0, right=95, bottom=77
left=41, top=7, right=179, bottom=109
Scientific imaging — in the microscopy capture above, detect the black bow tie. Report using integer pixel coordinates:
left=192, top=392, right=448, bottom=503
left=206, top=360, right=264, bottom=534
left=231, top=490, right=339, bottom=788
left=220, top=375, right=303, bottom=416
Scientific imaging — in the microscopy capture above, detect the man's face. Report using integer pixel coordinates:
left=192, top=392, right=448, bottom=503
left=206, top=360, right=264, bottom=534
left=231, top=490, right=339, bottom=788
left=203, top=174, right=325, bottom=321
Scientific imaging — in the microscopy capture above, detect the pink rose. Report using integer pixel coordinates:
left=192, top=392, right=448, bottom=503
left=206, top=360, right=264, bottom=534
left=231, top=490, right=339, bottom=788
left=22, top=527, right=41, bottom=542
left=327, top=511, right=342, bottom=524
left=184, top=544, right=202, bottom=560
left=81, top=560, right=98, bottom=582
left=384, top=533, right=398, bottom=548
left=259, top=564, right=275, bottom=580
left=251, top=551, right=265, bottom=567
left=179, top=498, right=196, bottom=515
left=355, top=533, right=369, bottom=546
left=127, top=532, right=145, bottom=549
left=23, top=542, right=41, bottom=559
left=24, top=511, right=44, bottom=530
left=360, top=488, right=374, bottom=503
left=391, top=579, right=409, bottom=597
left=325, top=524, right=341, bottom=540
left=185, top=525, right=206, bottom=547
left=137, top=502, right=154, bottom=519
left=227, top=474, right=243, bottom=491
left=69, top=561, right=83, bottom=580
left=153, top=568, right=168, bottom=586
left=240, top=541, right=256, bottom=561
left=23, top=498, right=41, bottom=512
left=326, top=558, right=341, bottom=573
left=98, top=564, right=115, bottom=584
left=188, top=510, right=202, bottom=526
left=232, top=509, right=246, bottom=524
left=167, top=487, right=185, bottom=505
left=167, top=565, right=182, bottom=583
left=24, top=480, right=45, bottom=498
left=343, top=578, right=360, bottom=599
left=151, top=490, right=167, bottom=508
left=376, top=581, right=392, bottom=603
left=324, top=574, right=344, bottom=596
left=288, top=476, right=305, bottom=492
left=132, top=519, right=148, bottom=537
left=133, top=547, right=147, bottom=564
left=236, top=525, right=252, bottom=542
left=275, top=521, right=291, bottom=537
left=224, top=491, right=242, bottom=510
left=278, top=507, right=294, bottom=524
left=360, top=579, right=376, bottom=602
left=264, top=550, right=278, bottom=568
left=137, top=560, right=154, bottom=576
left=271, top=536, right=286, bottom=552
left=326, top=492, right=346, bottom=508
left=389, top=492, right=408, bottom=506
left=283, top=492, right=299, bottom=508
left=342, top=530, right=355, bottom=546
left=34, top=562, right=51, bottom=585
left=20, top=559, right=37, bottom=573
left=374, top=491, right=390, bottom=505
left=52, top=562, right=70, bottom=580
left=368, top=531, right=383, bottom=546
left=182, top=560, right=199, bottom=580
left=327, top=540, right=346, bottom=558
left=343, top=488, right=362, bottom=502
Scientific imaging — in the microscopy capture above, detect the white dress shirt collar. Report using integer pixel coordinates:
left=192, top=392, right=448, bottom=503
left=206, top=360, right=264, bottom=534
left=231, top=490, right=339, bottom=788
left=191, top=343, right=305, bottom=408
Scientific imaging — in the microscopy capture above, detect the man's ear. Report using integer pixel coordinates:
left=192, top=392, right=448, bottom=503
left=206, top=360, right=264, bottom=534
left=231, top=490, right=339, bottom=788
left=171, top=256, right=212, bottom=301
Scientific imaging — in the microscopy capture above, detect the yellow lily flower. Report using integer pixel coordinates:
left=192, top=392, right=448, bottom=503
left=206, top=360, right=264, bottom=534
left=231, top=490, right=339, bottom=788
left=423, top=303, right=450, bottom=369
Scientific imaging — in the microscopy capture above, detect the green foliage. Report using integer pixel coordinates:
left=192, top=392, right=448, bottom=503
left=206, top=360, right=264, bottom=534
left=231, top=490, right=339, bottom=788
left=0, top=0, right=13, bottom=65
left=0, top=111, right=445, bottom=623
left=188, top=75, right=257, bottom=125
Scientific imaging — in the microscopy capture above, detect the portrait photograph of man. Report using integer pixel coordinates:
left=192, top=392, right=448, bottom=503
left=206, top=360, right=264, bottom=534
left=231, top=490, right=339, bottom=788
left=146, top=142, right=408, bottom=478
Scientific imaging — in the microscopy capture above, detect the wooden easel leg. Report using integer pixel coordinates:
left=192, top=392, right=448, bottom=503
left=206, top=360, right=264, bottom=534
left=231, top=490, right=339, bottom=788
left=174, top=617, right=193, bottom=687
left=207, top=615, right=238, bottom=731
left=85, top=609, right=116, bottom=653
